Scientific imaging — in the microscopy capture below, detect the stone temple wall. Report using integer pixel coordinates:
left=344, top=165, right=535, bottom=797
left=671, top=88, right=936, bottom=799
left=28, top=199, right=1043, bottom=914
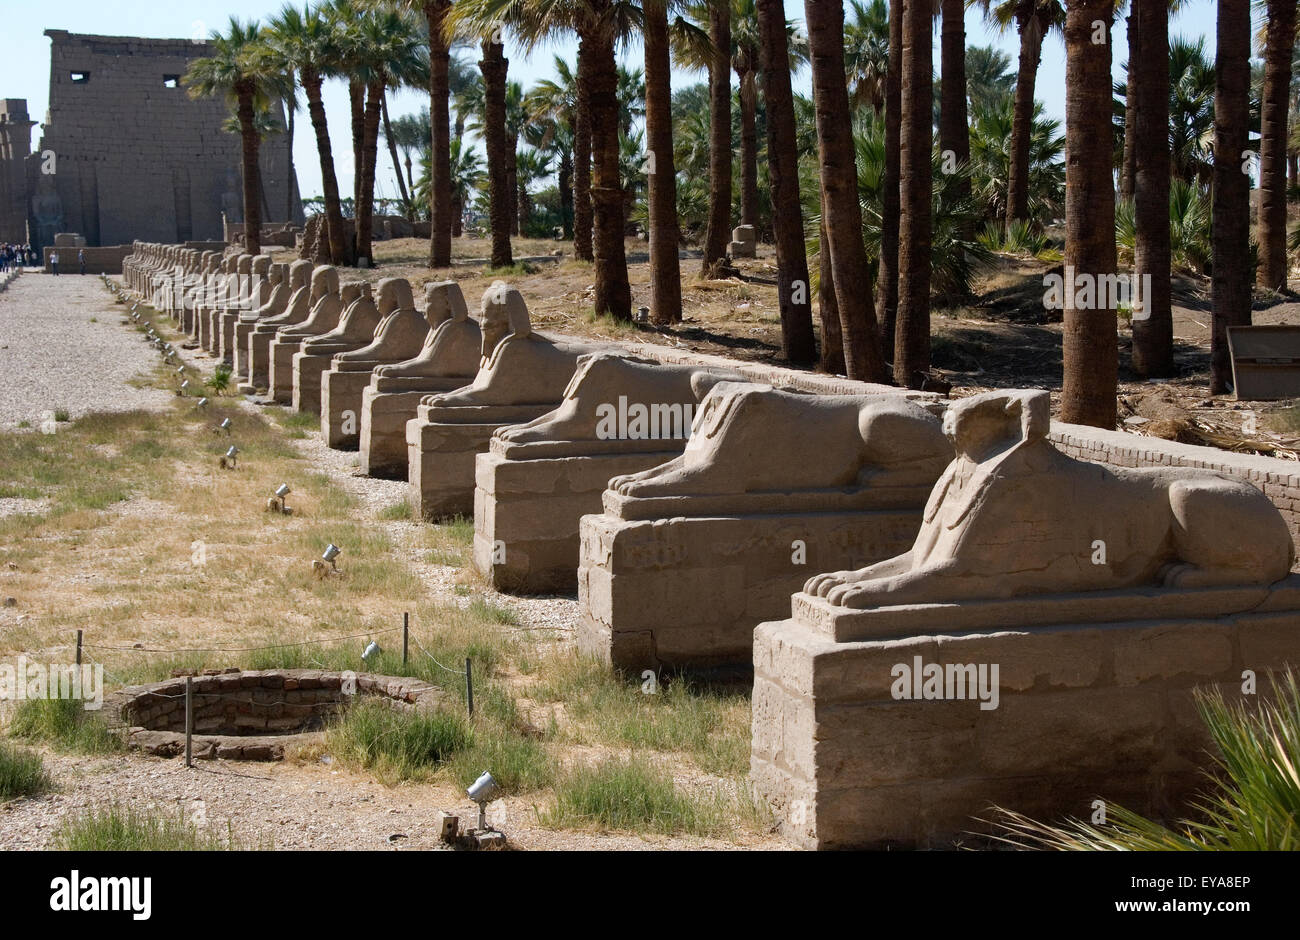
left=23, top=30, right=302, bottom=250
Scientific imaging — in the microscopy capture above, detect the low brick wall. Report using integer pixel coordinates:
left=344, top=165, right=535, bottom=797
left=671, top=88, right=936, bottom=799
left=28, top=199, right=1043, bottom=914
left=1051, top=422, right=1300, bottom=559
left=43, top=244, right=132, bottom=275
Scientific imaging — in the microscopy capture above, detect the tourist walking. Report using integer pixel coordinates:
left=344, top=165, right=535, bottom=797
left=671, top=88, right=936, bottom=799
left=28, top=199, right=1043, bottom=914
left=49, top=250, right=59, bottom=275
left=78, top=248, right=86, bottom=275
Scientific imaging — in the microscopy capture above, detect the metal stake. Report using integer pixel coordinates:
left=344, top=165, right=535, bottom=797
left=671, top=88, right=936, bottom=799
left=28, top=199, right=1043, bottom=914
left=184, top=676, right=194, bottom=768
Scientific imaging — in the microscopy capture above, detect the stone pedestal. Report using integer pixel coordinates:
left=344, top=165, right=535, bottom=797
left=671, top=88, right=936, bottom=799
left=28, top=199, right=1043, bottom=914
left=407, top=403, right=554, bottom=520
left=578, top=505, right=922, bottom=670
left=269, top=335, right=310, bottom=404
left=752, top=580, right=1300, bottom=849
left=360, top=377, right=470, bottom=479
left=729, top=225, right=757, bottom=259
left=293, top=351, right=335, bottom=415
left=475, top=445, right=676, bottom=594
left=321, top=368, right=378, bottom=448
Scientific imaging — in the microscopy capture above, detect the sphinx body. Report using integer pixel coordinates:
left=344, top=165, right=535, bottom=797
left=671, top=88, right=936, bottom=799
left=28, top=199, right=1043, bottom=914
left=292, top=282, right=380, bottom=414
left=245, top=261, right=319, bottom=392
left=267, top=266, right=344, bottom=404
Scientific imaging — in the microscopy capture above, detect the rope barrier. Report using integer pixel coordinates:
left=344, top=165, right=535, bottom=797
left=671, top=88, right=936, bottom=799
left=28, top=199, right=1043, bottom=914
left=83, top=626, right=402, bottom=655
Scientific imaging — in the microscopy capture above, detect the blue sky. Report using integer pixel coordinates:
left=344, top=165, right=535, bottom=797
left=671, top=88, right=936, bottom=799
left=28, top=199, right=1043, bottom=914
left=0, top=1, right=1223, bottom=201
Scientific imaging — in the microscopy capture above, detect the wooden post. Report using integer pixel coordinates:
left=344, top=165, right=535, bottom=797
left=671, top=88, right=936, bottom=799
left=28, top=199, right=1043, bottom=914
left=75, top=630, right=82, bottom=667
left=402, top=612, right=409, bottom=666
left=465, top=658, right=474, bottom=717
left=184, top=676, right=194, bottom=768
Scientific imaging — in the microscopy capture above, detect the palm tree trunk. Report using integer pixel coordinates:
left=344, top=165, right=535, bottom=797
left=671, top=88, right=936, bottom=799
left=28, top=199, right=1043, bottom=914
left=357, top=78, right=383, bottom=264
left=285, top=92, right=297, bottom=222
left=818, top=217, right=845, bottom=374
left=508, top=132, right=520, bottom=237
left=425, top=0, right=453, bottom=267
left=805, top=0, right=887, bottom=382
left=405, top=153, right=414, bottom=194
left=876, top=0, right=902, bottom=364
left=1212, top=0, right=1253, bottom=394
left=586, top=13, right=632, bottom=319
left=644, top=0, right=682, bottom=326
left=1120, top=12, right=1138, bottom=201
left=1006, top=8, right=1043, bottom=225
left=480, top=39, right=513, bottom=269
left=350, top=80, right=365, bottom=217
left=573, top=39, right=594, bottom=261
left=1258, top=0, right=1296, bottom=290
left=237, top=85, right=262, bottom=257
left=939, top=0, right=970, bottom=239
left=1061, top=0, right=1118, bottom=428
left=738, top=62, right=759, bottom=230
left=303, top=70, right=350, bottom=266
left=559, top=150, right=574, bottom=238
left=701, top=0, right=732, bottom=275
left=757, top=0, right=814, bottom=364
left=381, top=92, right=412, bottom=209
left=894, top=0, right=933, bottom=389
left=1131, top=0, right=1173, bottom=378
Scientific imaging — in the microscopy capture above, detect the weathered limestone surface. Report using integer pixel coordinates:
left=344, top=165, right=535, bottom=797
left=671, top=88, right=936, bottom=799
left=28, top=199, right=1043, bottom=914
left=234, top=260, right=291, bottom=383
left=755, top=389, right=1300, bottom=849
left=219, top=253, right=271, bottom=365
left=322, top=278, right=430, bottom=449
left=577, top=382, right=952, bottom=668
left=243, top=259, right=314, bottom=391
left=268, top=266, right=343, bottom=403
left=407, top=282, right=605, bottom=520
left=292, top=282, right=376, bottom=415
left=359, top=280, right=481, bottom=478
left=474, top=352, right=747, bottom=593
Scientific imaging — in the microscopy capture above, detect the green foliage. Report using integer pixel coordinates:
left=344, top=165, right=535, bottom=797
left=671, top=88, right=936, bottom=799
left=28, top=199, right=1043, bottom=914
left=968, top=92, right=1066, bottom=227
left=326, top=700, right=474, bottom=782
left=206, top=364, right=233, bottom=395
left=1115, top=179, right=1212, bottom=274
left=54, top=803, right=246, bottom=850
left=10, top=696, right=123, bottom=755
left=0, top=742, right=51, bottom=801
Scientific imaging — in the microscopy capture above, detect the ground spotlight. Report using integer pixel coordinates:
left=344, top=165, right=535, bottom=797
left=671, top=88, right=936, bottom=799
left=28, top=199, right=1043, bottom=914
left=322, top=543, right=341, bottom=569
left=467, top=772, right=500, bottom=831
left=362, top=640, right=381, bottom=662
left=219, top=417, right=232, bottom=434
left=267, top=483, right=292, bottom=515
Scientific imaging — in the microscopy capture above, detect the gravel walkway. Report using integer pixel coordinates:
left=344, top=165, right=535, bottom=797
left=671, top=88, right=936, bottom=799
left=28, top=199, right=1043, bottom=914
left=0, top=272, right=171, bottom=430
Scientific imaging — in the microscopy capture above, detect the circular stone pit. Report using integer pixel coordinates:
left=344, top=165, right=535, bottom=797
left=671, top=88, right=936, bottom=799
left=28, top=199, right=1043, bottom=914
left=104, top=669, right=446, bottom=761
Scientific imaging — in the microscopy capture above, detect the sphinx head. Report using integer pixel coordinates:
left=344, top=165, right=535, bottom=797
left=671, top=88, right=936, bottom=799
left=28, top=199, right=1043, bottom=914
left=310, top=265, right=339, bottom=302
left=425, top=280, right=468, bottom=328
left=479, top=281, right=530, bottom=358
left=377, top=277, right=415, bottom=316
left=237, top=254, right=254, bottom=276
left=941, top=389, right=1050, bottom=464
left=288, top=259, right=313, bottom=292
left=340, top=282, right=363, bottom=307
left=252, top=255, right=271, bottom=278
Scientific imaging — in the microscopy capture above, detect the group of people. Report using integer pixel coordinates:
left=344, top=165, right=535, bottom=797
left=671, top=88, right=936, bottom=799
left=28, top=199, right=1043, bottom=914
left=46, top=248, right=88, bottom=276
left=0, top=243, right=36, bottom=272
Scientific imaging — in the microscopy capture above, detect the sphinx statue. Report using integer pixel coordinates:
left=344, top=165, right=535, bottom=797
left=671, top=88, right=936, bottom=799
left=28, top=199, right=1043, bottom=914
left=475, top=352, right=747, bottom=593
left=804, top=388, right=1296, bottom=611
left=322, top=277, right=431, bottom=448
left=292, top=282, right=380, bottom=415
left=406, top=281, right=605, bottom=519
left=267, top=266, right=344, bottom=404
left=359, top=280, right=482, bottom=478
left=246, top=260, right=317, bottom=392
left=577, top=381, right=952, bottom=669
left=217, top=254, right=271, bottom=366
left=234, top=261, right=291, bottom=388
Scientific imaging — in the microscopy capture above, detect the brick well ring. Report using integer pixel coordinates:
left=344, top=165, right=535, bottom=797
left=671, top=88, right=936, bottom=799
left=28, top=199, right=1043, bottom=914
left=104, top=669, right=447, bottom=761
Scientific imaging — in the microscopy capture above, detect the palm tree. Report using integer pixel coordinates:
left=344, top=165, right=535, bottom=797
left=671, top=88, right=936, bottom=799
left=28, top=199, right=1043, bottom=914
left=516, top=147, right=551, bottom=232
left=420, top=0, right=456, bottom=267
left=1060, top=0, right=1117, bottom=428
left=875, top=0, right=901, bottom=364
left=479, top=36, right=514, bottom=267
left=351, top=6, right=428, bottom=264
left=265, top=3, right=351, bottom=265
left=894, top=0, right=935, bottom=389
left=1130, top=0, right=1173, bottom=377
left=805, top=0, right=888, bottom=382
left=756, top=0, right=814, bottom=364
left=527, top=56, right=580, bottom=238
left=1166, top=36, right=1217, bottom=184
left=979, top=0, right=1066, bottom=226
left=644, top=0, right=682, bottom=325
left=1257, top=0, right=1296, bottom=291
left=701, top=1, right=732, bottom=276
left=844, top=0, right=890, bottom=113
left=1212, top=0, right=1253, bottom=395
left=185, top=17, right=276, bottom=256
left=939, top=0, right=970, bottom=240
left=965, top=44, right=1015, bottom=114
left=387, top=108, right=432, bottom=197
left=969, top=93, right=1065, bottom=225
left=419, top=136, right=485, bottom=234
left=323, top=0, right=368, bottom=214
left=260, top=12, right=301, bottom=224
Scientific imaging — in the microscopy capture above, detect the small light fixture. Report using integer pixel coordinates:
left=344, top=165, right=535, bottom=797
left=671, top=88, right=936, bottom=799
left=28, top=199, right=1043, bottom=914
left=219, top=417, right=232, bottom=433
left=179, top=380, right=190, bottom=392
left=268, top=482, right=292, bottom=515
left=636, top=306, right=650, bottom=323
left=322, top=543, right=341, bottom=569
left=176, top=365, right=186, bottom=375
left=467, top=771, right=500, bottom=831
left=225, top=445, right=238, bottom=464
left=197, top=397, right=208, bottom=407
left=362, top=640, right=381, bottom=661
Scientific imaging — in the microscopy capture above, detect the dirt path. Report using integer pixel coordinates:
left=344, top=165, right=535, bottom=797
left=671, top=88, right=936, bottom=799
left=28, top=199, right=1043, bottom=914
left=0, top=273, right=171, bottom=430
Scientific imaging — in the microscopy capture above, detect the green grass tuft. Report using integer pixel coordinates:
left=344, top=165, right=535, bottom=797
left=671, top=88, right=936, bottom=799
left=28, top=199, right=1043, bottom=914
left=10, top=697, right=123, bottom=754
left=0, top=741, right=52, bottom=801
left=326, top=700, right=473, bottom=782
left=54, top=803, right=247, bottom=850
